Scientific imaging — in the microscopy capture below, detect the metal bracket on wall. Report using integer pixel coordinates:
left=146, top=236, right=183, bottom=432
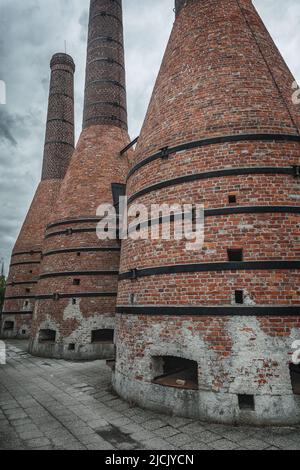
left=293, top=165, right=300, bottom=178
left=120, top=136, right=139, bottom=156
left=131, top=269, right=138, bottom=280
left=160, top=147, right=170, bottom=159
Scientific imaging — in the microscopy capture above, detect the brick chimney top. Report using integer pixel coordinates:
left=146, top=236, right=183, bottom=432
left=50, top=53, right=75, bottom=72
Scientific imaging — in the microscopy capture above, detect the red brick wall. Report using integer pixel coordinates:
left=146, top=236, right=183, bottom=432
left=30, top=126, right=129, bottom=349
left=2, top=53, right=75, bottom=334
left=114, top=0, right=300, bottom=422
left=30, top=0, right=130, bottom=356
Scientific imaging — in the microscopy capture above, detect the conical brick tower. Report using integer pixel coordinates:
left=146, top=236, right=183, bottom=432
left=114, top=0, right=300, bottom=424
left=29, top=0, right=130, bottom=360
left=1, top=53, right=75, bottom=339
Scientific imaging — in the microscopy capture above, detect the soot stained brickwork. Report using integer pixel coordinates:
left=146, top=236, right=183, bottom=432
left=29, top=0, right=130, bottom=361
left=1, top=53, right=75, bottom=339
left=113, top=0, right=300, bottom=424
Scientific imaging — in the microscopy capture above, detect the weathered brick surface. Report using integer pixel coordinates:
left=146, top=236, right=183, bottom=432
left=0, top=315, right=32, bottom=339
left=29, top=127, right=129, bottom=359
left=118, top=270, right=299, bottom=306
left=1, top=54, right=75, bottom=339
left=120, top=211, right=299, bottom=269
left=114, top=0, right=300, bottom=424
left=127, top=142, right=300, bottom=197
left=29, top=0, right=130, bottom=360
left=114, top=314, right=300, bottom=424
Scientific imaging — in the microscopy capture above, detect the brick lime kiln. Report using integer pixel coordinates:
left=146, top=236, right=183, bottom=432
left=1, top=53, right=75, bottom=339
left=114, top=0, right=300, bottom=425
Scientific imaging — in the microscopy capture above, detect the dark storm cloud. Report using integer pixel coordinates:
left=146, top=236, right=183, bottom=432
left=0, top=0, right=299, bottom=274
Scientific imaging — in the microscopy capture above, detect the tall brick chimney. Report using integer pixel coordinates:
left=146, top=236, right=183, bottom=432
left=83, top=0, right=127, bottom=130
left=114, top=0, right=300, bottom=425
left=42, top=53, right=76, bottom=180
left=29, top=0, right=130, bottom=360
left=1, top=53, right=75, bottom=340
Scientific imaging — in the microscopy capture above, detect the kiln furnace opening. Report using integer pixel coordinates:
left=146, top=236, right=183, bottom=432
left=152, top=356, right=199, bottom=390
left=91, top=329, right=114, bottom=344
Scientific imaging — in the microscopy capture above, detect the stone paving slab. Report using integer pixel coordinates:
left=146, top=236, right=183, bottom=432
left=0, top=340, right=299, bottom=451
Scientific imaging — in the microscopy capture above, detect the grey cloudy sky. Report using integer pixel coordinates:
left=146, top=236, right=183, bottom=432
left=0, top=0, right=299, bottom=274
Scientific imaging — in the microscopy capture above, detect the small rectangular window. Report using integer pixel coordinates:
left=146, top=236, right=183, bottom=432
left=39, top=329, right=56, bottom=343
left=235, top=290, right=244, bottom=304
left=4, top=321, right=14, bottom=331
left=229, top=195, right=237, bottom=204
left=91, top=329, right=114, bottom=344
left=228, top=249, right=243, bottom=262
left=73, top=279, right=80, bottom=286
left=152, top=356, right=199, bottom=390
left=238, top=394, right=255, bottom=411
left=111, top=183, right=126, bottom=214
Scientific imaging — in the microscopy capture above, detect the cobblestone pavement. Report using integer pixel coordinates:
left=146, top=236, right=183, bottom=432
left=0, top=340, right=299, bottom=451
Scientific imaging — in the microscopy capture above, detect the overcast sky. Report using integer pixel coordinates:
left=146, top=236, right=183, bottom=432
left=0, top=0, right=299, bottom=274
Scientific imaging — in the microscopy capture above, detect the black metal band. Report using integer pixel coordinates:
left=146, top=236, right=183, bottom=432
left=119, top=261, right=300, bottom=281
left=4, top=295, right=35, bottom=300
left=12, top=250, right=42, bottom=257
left=88, top=36, right=123, bottom=49
left=45, top=215, right=119, bottom=238
left=128, top=167, right=296, bottom=205
left=116, top=306, right=300, bottom=316
left=91, top=12, right=122, bottom=25
left=39, top=270, right=119, bottom=280
left=36, top=292, right=117, bottom=300
left=47, top=118, right=74, bottom=126
left=206, top=205, right=300, bottom=217
left=127, top=133, right=300, bottom=179
left=86, top=79, right=126, bottom=91
left=127, top=205, right=300, bottom=235
left=52, top=68, right=74, bottom=77
left=1, top=311, right=33, bottom=316
left=45, top=227, right=97, bottom=239
left=87, top=57, right=124, bottom=69
left=84, top=116, right=127, bottom=127
left=7, top=281, right=38, bottom=286
left=86, top=100, right=127, bottom=113
left=43, top=247, right=120, bottom=257
left=47, top=217, right=102, bottom=230
left=120, top=136, right=139, bottom=156
left=10, top=261, right=40, bottom=267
